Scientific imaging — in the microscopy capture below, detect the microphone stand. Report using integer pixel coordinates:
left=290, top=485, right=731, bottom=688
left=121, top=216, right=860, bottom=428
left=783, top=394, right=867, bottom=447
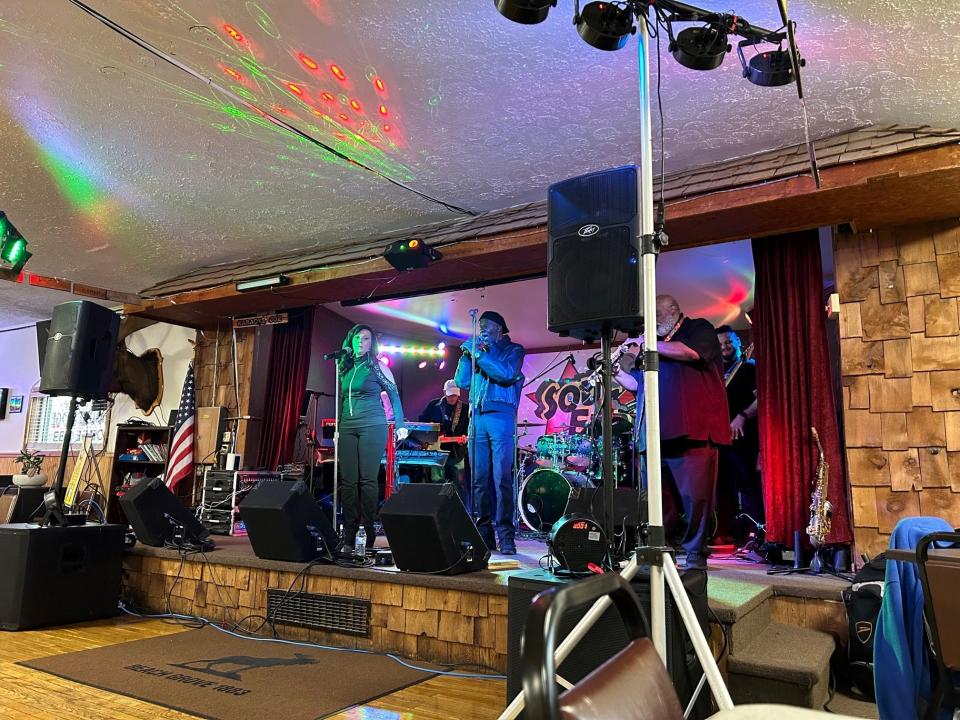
left=467, top=308, right=479, bottom=519
left=332, top=356, right=342, bottom=533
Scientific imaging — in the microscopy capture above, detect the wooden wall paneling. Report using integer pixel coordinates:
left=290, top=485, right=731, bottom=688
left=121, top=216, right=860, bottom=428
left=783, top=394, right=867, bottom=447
left=839, top=219, right=960, bottom=555
left=839, top=303, right=863, bottom=339
left=912, top=372, right=933, bottom=406
left=924, top=297, right=959, bottom=337
left=907, top=296, right=926, bottom=332
left=846, top=448, right=891, bottom=486
left=888, top=449, right=922, bottom=491
left=929, top=370, right=960, bottom=411
left=844, top=410, right=883, bottom=447
left=846, top=376, right=870, bottom=409
left=859, top=290, right=910, bottom=341
left=840, top=338, right=885, bottom=376
left=903, top=263, right=940, bottom=296
left=936, top=253, right=960, bottom=297
left=896, top=225, right=936, bottom=264
left=867, top=376, right=913, bottom=413
left=878, top=260, right=906, bottom=303
left=945, top=412, right=960, bottom=452
left=882, top=339, right=912, bottom=377
left=918, top=488, right=960, bottom=525
left=850, top=486, right=880, bottom=527
left=932, top=221, right=960, bottom=255
left=876, top=488, right=922, bottom=533
left=907, top=407, right=947, bottom=447
left=910, top=334, right=960, bottom=371
left=880, top=413, right=908, bottom=450
left=918, top=447, right=951, bottom=488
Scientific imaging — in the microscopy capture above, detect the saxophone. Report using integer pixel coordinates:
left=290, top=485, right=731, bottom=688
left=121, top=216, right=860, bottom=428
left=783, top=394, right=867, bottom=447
left=806, top=427, right=833, bottom=546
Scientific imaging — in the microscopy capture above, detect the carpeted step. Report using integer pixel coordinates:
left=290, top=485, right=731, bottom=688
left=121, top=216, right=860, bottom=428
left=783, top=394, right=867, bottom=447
left=707, top=577, right=773, bottom=624
left=726, top=622, right=836, bottom=709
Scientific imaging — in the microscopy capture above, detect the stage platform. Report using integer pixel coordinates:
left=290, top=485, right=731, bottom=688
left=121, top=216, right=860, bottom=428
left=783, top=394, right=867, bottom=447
left=122, top=536, right=851, bottom=674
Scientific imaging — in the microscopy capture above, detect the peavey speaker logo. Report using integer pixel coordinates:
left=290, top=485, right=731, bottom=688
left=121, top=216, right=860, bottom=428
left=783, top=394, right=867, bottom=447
left=578, top=224, right=600, bottom=237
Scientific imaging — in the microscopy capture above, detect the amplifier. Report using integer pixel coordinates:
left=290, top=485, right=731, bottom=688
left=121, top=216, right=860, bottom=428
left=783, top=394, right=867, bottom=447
left=506, top=568, right=710, bottom=719
left=0, top=523, right=125, bottom=630
left=200, top=470, right=281, bottom=536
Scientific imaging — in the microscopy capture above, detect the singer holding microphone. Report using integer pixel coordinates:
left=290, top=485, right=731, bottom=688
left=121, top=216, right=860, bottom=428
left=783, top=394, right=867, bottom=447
left=455, top=311, right=525, bottom=555
left=338, top=324, right=407, bottom=553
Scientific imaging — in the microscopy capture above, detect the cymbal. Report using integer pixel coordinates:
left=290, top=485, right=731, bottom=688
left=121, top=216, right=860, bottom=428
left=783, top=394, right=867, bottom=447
left=517, top=421, right=546, bottom=427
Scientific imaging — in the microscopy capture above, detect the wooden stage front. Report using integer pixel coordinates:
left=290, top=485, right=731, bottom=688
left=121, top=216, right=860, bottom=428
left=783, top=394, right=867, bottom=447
left=122, top=536, right=851, bottom=675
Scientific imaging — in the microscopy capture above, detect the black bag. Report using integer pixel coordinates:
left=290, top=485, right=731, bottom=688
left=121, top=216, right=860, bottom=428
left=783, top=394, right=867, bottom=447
left=840, top=553, right=887, bottom=701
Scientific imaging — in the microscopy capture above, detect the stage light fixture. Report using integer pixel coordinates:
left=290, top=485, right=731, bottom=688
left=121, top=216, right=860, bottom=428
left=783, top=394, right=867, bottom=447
left=576, top=2, right=636, bottom=51
left=738, top=40, right=801, bottom=86
left=0, top=212, right=31, bottom=273
left=384, top=238, right=441, bottom=271
left=235, top=275, right=289, bottom=292
left=670, top=25, right=730, bottom=70
left=494, top=0, right=556, bottom=25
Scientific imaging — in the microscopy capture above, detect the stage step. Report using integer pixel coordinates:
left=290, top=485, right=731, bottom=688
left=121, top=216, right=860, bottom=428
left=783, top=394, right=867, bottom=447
left=726, top=622, right=836, bottom=709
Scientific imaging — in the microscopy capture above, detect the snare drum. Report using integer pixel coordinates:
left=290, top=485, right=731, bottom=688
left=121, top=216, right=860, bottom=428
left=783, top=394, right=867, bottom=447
left=519, top=468, right=595, bottom=532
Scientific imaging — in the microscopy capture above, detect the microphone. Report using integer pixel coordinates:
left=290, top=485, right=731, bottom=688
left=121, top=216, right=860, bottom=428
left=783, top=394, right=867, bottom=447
left=322, top=349, right=351, bottom=361
left=468, top=308, right=479, bottom=318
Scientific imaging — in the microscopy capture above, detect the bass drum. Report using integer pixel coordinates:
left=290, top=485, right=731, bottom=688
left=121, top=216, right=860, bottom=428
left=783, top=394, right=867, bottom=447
left=520, top=469, right=594, bottom=532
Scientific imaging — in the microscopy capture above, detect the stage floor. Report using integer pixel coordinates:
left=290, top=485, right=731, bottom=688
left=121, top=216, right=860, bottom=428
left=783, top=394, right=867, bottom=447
left=126, top=533, right=850, bottom=601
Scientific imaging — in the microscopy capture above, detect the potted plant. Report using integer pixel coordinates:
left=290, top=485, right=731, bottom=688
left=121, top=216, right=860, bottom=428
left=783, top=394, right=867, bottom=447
left=13, top=448, right=47, bottom=487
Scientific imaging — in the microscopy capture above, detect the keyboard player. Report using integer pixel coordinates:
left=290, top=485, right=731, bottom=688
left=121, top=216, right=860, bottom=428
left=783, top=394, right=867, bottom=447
left=419, top=379, right=470, bottom=490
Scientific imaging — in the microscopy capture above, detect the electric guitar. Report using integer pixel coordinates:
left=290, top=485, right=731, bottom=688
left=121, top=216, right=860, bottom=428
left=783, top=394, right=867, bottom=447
left=724, top=343, right=755, bottom=387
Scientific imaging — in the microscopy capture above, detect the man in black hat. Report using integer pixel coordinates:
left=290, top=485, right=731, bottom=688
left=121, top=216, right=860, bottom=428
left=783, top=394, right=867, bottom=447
left=455, top=310, right=525, bottom=554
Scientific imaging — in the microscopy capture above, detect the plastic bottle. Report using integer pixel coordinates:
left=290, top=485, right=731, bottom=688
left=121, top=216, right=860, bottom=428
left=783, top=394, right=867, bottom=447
left=355, top=527, right=367, bottom=558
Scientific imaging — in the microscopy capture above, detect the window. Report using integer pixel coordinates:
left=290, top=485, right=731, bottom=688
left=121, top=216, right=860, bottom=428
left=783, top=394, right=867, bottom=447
left=23, top=395, right=110, bottom=452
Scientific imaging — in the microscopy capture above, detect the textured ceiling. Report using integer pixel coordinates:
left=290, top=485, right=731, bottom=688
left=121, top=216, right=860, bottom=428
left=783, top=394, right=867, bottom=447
left=0, top=0, right=958, bottom=325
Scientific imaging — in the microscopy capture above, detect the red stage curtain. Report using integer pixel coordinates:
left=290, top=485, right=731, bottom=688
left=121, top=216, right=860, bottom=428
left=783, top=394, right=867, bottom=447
left=256, top=307, right=315, bottom=470
left=752, top=231, right=852, bottom=545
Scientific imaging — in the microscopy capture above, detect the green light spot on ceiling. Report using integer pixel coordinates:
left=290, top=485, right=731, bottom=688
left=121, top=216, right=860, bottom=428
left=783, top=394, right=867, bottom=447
left=37, top=148, right=102, bottom=210
left=231, top=85, right=255, bottom=101
left=247, top=1, right=279, bottom=38
left=239, top=57, right=267, bottom=78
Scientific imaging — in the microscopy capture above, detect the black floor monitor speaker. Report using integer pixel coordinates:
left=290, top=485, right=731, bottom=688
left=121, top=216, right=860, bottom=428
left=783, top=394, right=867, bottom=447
left=0, top=523, right=125, bottom=630
left=380, top=483, right=490, bottom=575
left=119, top=477, right=211, bottom=548
left=547, top=165, right=642, bottom=341
left=238, top=480, right=339, bottom=562
left=506, top=567, right=710, bottom=719
left=39, top=300, right=120, bottom=399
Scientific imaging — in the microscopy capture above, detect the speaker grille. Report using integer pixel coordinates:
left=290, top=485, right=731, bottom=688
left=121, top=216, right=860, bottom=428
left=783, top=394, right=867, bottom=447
left=266, top=588, right=370, bottom=637
left=548, top=226, right=640, bottom=338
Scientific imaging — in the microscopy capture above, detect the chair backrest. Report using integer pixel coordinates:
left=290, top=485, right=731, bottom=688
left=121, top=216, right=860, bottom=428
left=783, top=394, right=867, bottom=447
left=558, top=636, right=684, bottom=720
left=521, top=572, right=683, bottom=720
left=918, top=531, right=960, bottom=671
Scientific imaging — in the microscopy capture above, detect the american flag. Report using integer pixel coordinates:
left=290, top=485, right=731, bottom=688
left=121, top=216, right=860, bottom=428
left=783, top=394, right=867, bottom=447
left=165, top=364, right=196, bottom=493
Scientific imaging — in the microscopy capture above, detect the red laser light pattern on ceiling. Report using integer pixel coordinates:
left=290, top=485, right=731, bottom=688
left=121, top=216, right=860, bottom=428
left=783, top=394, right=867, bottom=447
left=223, top=24, right=244, bottom=43
left=330, top=64, right=347, bottom=82
left=298, top=52, right=319, bottom=71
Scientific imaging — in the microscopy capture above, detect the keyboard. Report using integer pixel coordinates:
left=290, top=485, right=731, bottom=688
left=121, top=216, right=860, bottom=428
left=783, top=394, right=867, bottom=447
left=386, top=449, right=449, bottom=467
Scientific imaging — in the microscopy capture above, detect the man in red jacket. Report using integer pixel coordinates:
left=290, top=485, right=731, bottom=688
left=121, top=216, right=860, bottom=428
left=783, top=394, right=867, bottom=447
left=615, top=295, right=731, bottom=569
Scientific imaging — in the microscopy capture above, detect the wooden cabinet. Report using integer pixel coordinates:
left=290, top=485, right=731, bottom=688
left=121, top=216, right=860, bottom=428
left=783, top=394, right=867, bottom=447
left=107, top=424, right=172, bottom=524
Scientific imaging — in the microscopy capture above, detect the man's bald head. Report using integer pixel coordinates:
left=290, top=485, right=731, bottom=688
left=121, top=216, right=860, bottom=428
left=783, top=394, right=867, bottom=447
left=656, top=294, right=682, bottom=337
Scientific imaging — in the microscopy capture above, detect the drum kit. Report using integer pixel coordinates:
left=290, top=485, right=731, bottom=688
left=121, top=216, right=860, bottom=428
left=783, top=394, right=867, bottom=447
left=515, top=414, right=635, bottom=533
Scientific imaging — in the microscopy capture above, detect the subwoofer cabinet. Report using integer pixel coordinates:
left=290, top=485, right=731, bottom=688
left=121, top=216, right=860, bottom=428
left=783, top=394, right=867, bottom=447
left=0, top=523, right=125, bottom=631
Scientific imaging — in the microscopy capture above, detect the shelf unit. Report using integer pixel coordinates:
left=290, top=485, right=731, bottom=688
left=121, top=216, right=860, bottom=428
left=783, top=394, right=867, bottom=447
left=107, top=423, right=173, bottom=524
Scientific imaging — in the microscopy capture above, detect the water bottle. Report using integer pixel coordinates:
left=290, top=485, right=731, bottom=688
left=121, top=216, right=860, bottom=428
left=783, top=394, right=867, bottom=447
left=355, top=527, right=367, bottom=558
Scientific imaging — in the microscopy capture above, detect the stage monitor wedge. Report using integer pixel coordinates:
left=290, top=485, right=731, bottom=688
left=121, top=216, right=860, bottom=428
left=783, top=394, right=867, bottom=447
left=119, top=477, right=211, bottom=548
left=238, top=480, right=339, bottom=562
left=39, top=301, right=120, bottom=399
left=380, top=483, right=489, bottom=575
left=547, top=165, right=642, bottom=342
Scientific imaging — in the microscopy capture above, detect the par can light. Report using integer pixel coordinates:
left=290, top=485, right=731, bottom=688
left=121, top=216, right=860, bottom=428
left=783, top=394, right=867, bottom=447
left=494, top=0, right=556, bottom=25
left=576, top=2, right=636, bottom=51
left=670, top=25, right=731, bottom=70
left=740, top=44, right=800, bottom=86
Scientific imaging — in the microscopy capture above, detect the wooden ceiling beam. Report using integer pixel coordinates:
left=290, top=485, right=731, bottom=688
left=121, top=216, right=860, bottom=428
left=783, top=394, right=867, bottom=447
left=126, top=144, right=960, bottom=327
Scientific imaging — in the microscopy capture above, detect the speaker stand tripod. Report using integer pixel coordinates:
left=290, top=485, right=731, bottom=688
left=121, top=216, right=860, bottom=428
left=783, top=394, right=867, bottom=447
left=43, top=395, right=86, bottom=527
left=498, top=15, right=734, bottom=719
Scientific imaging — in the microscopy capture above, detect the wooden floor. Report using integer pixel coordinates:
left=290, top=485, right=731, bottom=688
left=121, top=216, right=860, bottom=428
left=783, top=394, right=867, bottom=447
left=0, top=617, right=507, bottom=720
